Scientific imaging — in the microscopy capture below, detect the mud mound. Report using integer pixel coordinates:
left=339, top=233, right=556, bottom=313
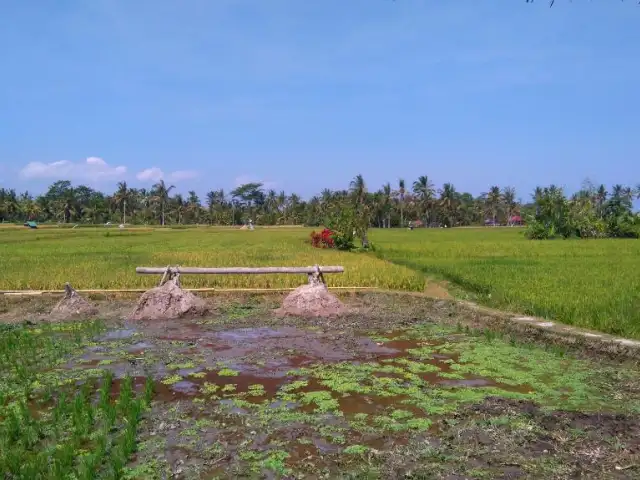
left=129, top=277, right=208, bottom=321
left=51, top=283, right=98, bottom=320
left=276, top=284, right=345, bottom=318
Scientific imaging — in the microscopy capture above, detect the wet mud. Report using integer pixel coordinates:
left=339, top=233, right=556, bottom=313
left=45, top=308, right=640, bottom=479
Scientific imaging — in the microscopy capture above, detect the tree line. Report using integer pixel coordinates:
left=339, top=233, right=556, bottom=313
left=0, top=177, right=638, bottom=232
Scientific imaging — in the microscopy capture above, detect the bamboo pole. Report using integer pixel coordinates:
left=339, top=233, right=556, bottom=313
left=135, top=266, right=344, bottom=275
left=0, top=286, right=376, bottom=296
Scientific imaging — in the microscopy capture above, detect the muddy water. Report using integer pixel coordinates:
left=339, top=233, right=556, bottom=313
left=62, top=320, right=535, bottom=474
left=75, top=321, right=533, bottom=401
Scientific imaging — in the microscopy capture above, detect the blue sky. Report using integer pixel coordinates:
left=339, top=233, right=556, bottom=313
left=1, top=0, right=638, bottom=202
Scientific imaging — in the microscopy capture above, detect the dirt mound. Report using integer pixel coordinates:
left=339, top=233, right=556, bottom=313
left=129, top=277, right=209, bottom=321
left=50, top=283, right=98, bottom=320
left=276, top=284, right=345, bottom=318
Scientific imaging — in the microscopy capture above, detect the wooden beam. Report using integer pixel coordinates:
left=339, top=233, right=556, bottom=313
left=1, top=286, right=374, bottom=296
left=135, top=266, right=344, bottom=275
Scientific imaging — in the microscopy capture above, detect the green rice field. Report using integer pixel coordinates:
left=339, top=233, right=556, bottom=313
left=371, top=228, right=640, bottom=338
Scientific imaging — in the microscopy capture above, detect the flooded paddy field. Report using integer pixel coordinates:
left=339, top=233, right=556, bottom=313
left=1, top=294, right=639, bottom=479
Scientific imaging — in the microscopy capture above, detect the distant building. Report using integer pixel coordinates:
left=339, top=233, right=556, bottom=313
left=509, top=215, right=523, bottom=226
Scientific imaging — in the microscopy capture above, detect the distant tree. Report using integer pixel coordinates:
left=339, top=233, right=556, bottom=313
left=412, top=176, right=435, bottom=225
left=113, top=181, right=133, bottom=224
left=173, top=194, right=186, bottom=224
left=349, top=175, right=367, bottom=206
left=485, top=186, right=502, bottom=225
left=439, top=183, right=458, bottom=227
left=349, top=175, right=371, bottom=247
left=526, top=182, right=638, bottom=239
left=186, top=190, right=201, bottom=223
left=502, top=187, right=517, bottom=225
left=151, top=180, right=175, bottom=226
left=0, top=172, right=634, bottom=230
left=398, top=179, right=406, bottom=228
left=231, top=183, right=264, bottom=223
left=381, top=183, right=393, bottom=228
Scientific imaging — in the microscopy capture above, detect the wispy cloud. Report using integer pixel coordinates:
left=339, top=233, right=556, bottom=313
left=19, top=157, right=127, bottom=181
left=136, top=167, right=199, bottom=183
left=135, top=167, right=164, bottom=182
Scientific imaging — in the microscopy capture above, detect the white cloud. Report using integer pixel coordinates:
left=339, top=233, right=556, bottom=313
left=234, top=174, right=278, bottom=190
left=20, top=157, right=126, bottom=181
left=136, top=167, right=199, bottom=183
left=136, top=167, right=164, bottom=182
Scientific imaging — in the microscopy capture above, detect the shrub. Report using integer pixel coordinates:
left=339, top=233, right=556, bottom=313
left=606, top=215, right=640, bottom=239
left=331, top=232, right=355, bottom=251
left=323, top=203, right=359, bottom=250
left=524, top=219, right=556, bottom=240
left=310, top=228, right=335, bottom=248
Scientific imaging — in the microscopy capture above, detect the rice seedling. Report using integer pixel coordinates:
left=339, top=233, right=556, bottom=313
left=0, top=321, right=152, bottom=479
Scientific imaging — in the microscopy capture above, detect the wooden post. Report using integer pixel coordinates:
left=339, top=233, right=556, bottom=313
left=307, top=264, right=326, bottom=286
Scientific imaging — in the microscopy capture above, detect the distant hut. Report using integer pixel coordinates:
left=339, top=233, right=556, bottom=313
left=509, top=215, right=523, bottom=226
left=23, top=221, right=38, bottom=229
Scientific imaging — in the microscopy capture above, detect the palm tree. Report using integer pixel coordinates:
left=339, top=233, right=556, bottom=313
left=502, top=187, right=517, bottom=226
left=596, top=184, right=608, bottom=218
left=288, top=193, right=301, bottom=224
left=349, top=174, right=370, bottom=246
left=412, top=176, right=435, bottom=225
left=439, top=183, right=458, bottom=227
left=382, top=183, right=392, bottom=228
left=398, top=179, right=406, bottom=228
left=349, top=174, right=367, bottom=206
left=151, top=180, right=175, bottom=226
left=173, top=194, right=185, bottom=224
left=206, top=191, right=216, bottom=225
left=22, top=199, right=41, bottom=221
left=113, top=181, right=133, bottom=224
left=485, top=186, right=502, bottom=225
left=1, top=196, right=19, bottom=222
left=186, top=190, right=201, bottom=223
left=277, top=191, right=287, bottom=218
left=611, top=184, right=624, bottom=200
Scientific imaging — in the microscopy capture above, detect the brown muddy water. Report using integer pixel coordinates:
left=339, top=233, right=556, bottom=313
left=79, top=321, right=528, bottom=401
left=50, top=318, right=544, bottom=477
